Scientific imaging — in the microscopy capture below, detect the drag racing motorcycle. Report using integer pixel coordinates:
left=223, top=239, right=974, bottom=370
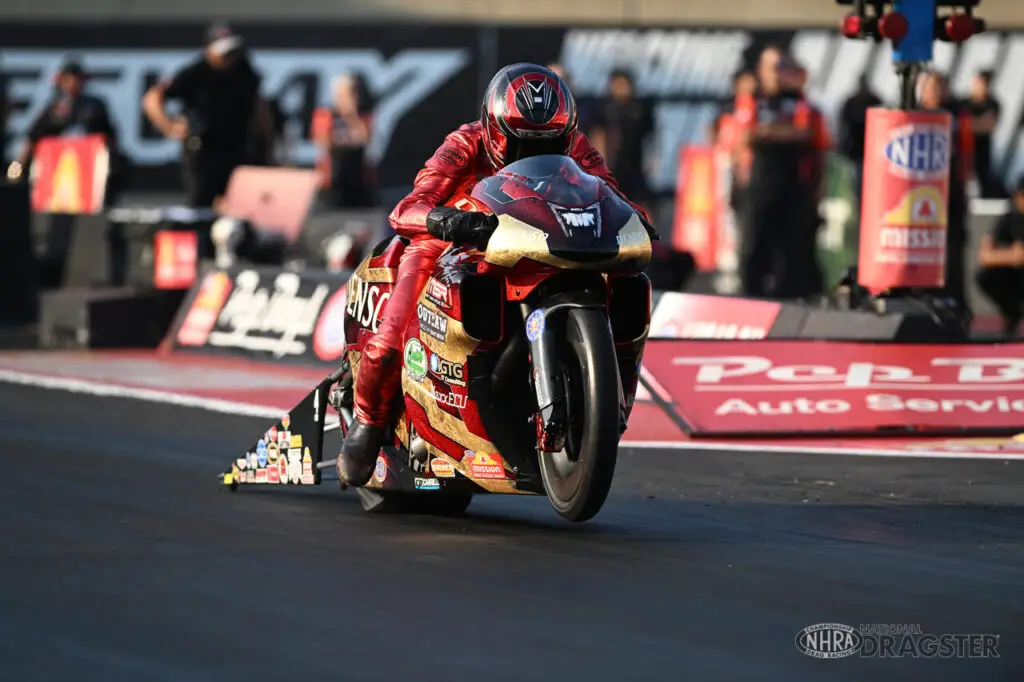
left=222, top=154, right=653, bottom=522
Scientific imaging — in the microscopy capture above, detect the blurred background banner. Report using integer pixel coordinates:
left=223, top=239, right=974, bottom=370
left=4, top=24, right=1024, bottom=199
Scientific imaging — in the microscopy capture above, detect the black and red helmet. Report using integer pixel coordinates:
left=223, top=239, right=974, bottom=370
left=481, top=63, right=578, bottom=170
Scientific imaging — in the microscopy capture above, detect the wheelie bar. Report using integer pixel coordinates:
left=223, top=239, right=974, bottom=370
left=522, top=304, right=568, bottom=453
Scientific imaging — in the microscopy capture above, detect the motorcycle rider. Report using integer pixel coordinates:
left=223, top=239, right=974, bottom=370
left=339, top=63, right=658, bottom=485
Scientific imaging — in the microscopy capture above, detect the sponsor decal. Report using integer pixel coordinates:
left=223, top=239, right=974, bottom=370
left=642, top=341, right=1024, bottom=435
left=430, top=457, right=456, bottom=478
left=153, top=230, right=198, bottom=290
left=414, top=477, right=441, bottom=490
left=374, top=455, right=388, bottom=483
left=429, top=352, right=466, bottom=387
left=883, top=125, right=950, bottom=180
left=468, top=452, right=507, bottom=480
left=287, top=449, right=302, bottom=484
left=432, top=383, right=468, bottom=410
left=525, top=309, right=545, bottom=342
left=648, top=292, right=780, bottom=340
left=404, top=338, right=427, bottom=381
left=874, top=185, right=947, bottom=266
left=268, top=464, right=281, bottom=484
left=267, top=442, right=280, bottom=463
left=553, top=204, right=601, bottom=237
left=256, top=440, right=268, bottom=468
left=616, top=231, right=647, bottom=246
left=176, top=271, right=233, bottom=347
left=236, top=457, right=249, bottom=471
left=417, top=303, right=448, bottom=342
left=268, top=426, right=278, bottom=442
left=313, top=285, right=349, bottom=361
left=301, top=447, right=314, bottom=484
left=277, top=458, right=288, bottom=484
left=578, top=147, right=603, bottom=169
left=346, top=275, right=390, bottom=333
left=436, top=145, right=469, bottom=169
left=281, top=414, right=291, bottom=430
left=255, top=468, right=269, bottom=483
left=277, top=431, right=291, bottom=449
left=425, top=278, right=451, bottom=309
left=291, top=434, right=303, bottom=449
left=205, top=270, right=330, bottom=358
left=3, top=48, right=471, bottom=170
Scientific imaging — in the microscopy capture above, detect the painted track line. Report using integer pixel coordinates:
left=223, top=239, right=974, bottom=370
left=0, top=367, right=1021, bottom=460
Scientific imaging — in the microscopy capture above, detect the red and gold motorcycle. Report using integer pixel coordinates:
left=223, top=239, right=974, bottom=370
left=224, top=155, right=652, bottom=522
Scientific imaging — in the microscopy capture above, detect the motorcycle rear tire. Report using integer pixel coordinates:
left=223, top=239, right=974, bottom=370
left=538, top=307, right=620, bottom=522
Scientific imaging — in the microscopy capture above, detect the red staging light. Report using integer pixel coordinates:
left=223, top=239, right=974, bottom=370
left=840, top=13, right=863, bottom=39
left=945, top=14, right=975, bottom=42
left=878, top=12, right=909, bottom=42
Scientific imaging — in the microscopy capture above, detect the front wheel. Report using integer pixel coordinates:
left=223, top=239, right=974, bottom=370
left=538, top=307, right=621, bottom=522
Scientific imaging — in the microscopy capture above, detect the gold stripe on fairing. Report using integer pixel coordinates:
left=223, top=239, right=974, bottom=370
left=483, top=213, right=652, bottom=270
left=349, top=262, right=397, bottom=285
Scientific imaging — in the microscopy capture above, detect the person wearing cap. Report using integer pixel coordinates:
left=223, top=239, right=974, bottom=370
left=143, top=23, right=275, bottom=210
left=976, top=175, right=1024, bottom=337
left=8, top=59, right=121, bottom=199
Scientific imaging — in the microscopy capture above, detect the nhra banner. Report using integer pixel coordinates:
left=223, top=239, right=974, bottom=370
left=167, top=266, right=350, bottom=366
left=4, top=25, right=1024, bottom=195
left=641, top=340, right=1024, bottom=436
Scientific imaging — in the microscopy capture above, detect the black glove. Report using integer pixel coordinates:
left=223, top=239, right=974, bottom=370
left=639, top=214, right=661, bottom=241
left=425, top=207, right=498, bottom=250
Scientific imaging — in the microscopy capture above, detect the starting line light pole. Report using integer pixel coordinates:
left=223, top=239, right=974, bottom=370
left=833, top=0, right=984, bottom=326
left=835, top=1, right=985, bottom=109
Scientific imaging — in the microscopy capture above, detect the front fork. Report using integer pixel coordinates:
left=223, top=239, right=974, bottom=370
left=522, top=303, right=568, bottom=453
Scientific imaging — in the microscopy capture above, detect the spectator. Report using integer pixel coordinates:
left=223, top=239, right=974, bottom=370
left=918, top=70, right=972, bottom=308
left=976, top=176, right=1024, bottom=337
left=838, top=75, right=882, bottom=213
left=546, top=62, right=598, bottom=135
left=964, top=70, right=1003, bottom=198
left=589, top=69, right=655, bottom=206
left=735, top=47, right=829, bottom=299
left=712, top=70, right=757, bottom=229
left=312, top=74, right=376, bottom=208
left=9, top=59, right=127, bottom=205
left=143, top=23, right=275, bottom=210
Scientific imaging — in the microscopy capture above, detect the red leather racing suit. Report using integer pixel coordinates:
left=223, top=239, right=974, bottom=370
left=354, top=120, right=651, bottom=426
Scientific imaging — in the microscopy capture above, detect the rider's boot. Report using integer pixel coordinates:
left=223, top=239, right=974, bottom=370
left=337, top=346, right=402, bottom=485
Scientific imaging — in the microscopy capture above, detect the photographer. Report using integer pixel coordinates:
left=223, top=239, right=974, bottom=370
left=143, top=23, right=275, bottom=209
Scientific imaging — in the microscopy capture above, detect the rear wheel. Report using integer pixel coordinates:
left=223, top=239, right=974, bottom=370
left=538, top=307, right=620, bottom=522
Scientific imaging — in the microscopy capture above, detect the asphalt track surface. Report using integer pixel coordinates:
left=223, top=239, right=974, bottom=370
left=2, top=384, right=1023, bottom=682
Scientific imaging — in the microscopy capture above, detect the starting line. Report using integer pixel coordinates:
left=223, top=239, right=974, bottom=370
left=1, top=364, right=1023, bottom=461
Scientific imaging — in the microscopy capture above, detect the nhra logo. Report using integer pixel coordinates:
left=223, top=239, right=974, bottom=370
left=883, top=125, right=950, bottom=180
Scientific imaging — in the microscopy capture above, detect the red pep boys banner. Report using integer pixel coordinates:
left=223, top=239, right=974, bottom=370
left=30, top=134, right=109, bottom=214
left=641, top=340, right=1024, bottom=436
left=649, top=292, right=781, bottom=340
